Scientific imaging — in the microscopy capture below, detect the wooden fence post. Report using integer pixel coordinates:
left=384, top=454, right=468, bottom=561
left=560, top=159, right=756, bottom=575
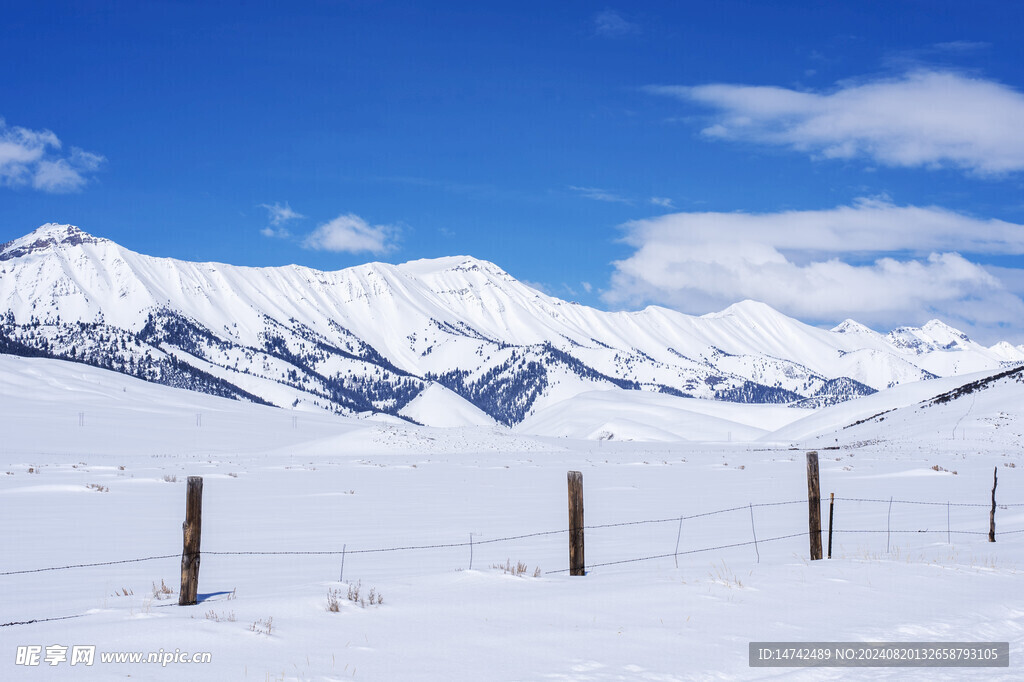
left=568, top=471, right=585, bottom=576
left=806, top=452, right=822, bottom=560
left=989, top=466, right=998, bottom=543
left=179, top=476, right=203, bottom=605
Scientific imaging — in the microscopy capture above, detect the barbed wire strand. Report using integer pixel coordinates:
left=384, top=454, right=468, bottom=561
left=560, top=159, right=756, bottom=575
left=585, top=500, right=805, bottom=531
left=835, top=497, right=1024, bottom=508
left=546, top=532, right=807, bottom=574
left=205, top=528, right=570, bottom=559
left=1, top=614, right=88, bottom=628
left=832, top=529, right=988, bottom=535
left=1, top=554, right=179, bottom=577
left=3, top=495, right=1021, bottom=576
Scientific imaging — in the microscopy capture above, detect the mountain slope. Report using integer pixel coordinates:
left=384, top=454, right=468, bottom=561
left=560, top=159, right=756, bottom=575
left=767, top=365, right=1024, bottom=447
left=1, top=224, right=1021, bottom=426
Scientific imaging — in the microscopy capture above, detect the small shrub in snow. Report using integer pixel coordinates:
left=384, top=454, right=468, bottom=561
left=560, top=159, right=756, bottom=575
left=708, top=560, right=745, bottom=589
left=152, top=579, right=174, bottom=600
left=327, top=588, right=342, bottom=612
left=491, top=558, right=541, bottom=577
left=249, top=616, right=273, bottom=635
left=205, top=610, right=235, bottom=622
left=338, top=580, right=382, bottom=608
left=162, top=474, right=177, bottom=483
left=86, top=483, right=109, bottom=492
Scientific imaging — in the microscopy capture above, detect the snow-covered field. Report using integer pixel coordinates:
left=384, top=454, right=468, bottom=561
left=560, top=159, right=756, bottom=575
left=2, top=355, right=1023, bottom=680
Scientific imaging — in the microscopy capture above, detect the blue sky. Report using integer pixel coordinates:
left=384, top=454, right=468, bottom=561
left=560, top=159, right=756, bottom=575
left=3, top=1, right=1024, bottom=342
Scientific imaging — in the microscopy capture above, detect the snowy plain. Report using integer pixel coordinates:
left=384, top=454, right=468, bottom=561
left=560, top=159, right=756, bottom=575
left=2, top=354, right=1023, bottom=680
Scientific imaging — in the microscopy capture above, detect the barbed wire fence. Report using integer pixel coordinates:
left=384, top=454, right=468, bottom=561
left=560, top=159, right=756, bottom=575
left=3, top=462, right=1021, bottom=626
left=2, top=495, right=1019, bottom=578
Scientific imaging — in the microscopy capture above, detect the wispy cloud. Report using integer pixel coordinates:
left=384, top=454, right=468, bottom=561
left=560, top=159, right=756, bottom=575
left=569, top=185, right=631, bottom=204
left=261, top=202, right=304, bottom=226
left=650, top=196, right=675, bottom=209
left=259, top=202, right=304, bottom=238
left=647, top=70, right=1024, bottom=175
left=0, top=118, right=105, bottom=192
left=302, top=213, right=398, bottom=255
left=593, top=9, right=639, bottom=38
left=604, top=198, right=1024, bottom=342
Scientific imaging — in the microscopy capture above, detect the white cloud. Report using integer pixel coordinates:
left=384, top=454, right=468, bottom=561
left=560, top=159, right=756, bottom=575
left=650, top=196, right=674, bottom=209
left=569, top=185, right=630, bottom=203
left=604, top=199, right=1024, bottom=343
left=261, top=201, right=304, bottom=226
left=0, top=118, right=105, bottom=192
left=302, top=213, right=397, bottom=255
left=647, top=70, right=1024, bottom=175
left=593, top=10, right=639, bottom=37
left=259, top=202, right=304, bottom=238
left=260, top=226, right=290, bottom=238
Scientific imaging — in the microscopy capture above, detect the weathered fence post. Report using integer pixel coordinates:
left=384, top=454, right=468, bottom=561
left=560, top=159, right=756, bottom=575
left=989, top=466, right=998, bottom=543
left=806, top=452, right=822, bottom=560
left=179, top=476, right=203, bottom=605
left=568, top=471, right=585, bottom=576
left=827, top=492, right=834, bottom=559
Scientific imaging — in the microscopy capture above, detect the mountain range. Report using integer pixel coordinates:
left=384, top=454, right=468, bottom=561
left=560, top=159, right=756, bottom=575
left=1, top=223, right=1021, bottom=428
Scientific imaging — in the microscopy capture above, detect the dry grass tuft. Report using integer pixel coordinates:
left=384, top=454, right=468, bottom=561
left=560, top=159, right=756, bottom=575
left=249, top=616, right=273, bottom=635
left=491, top=558, right=542, bottom=577
left=328, top=580, right=383, bottom=610
left=152, top=579, right=175, bottom=600
left=327, top=588, right=342, bottom=612
left=205, top=610, right=235, bottom=622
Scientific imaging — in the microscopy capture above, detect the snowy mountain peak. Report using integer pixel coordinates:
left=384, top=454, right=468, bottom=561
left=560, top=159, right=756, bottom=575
left=0, top=223, right=106, bottom=261
left=705, top=299, right=781, bottom=321
left=989, top=341, right=1024, bottom=362
left=831, top=319, right=875, bottom=335
left=920, top=319, right=972, bottom=346
left=887, top=319, right=974, bottom=354
left=396, top=255, right=515, bottom=281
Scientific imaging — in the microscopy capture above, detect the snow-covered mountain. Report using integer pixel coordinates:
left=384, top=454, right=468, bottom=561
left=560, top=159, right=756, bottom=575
left=770, top=364, right=1024, bottom=449
left=1, top=223, right=1022, bottom=426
